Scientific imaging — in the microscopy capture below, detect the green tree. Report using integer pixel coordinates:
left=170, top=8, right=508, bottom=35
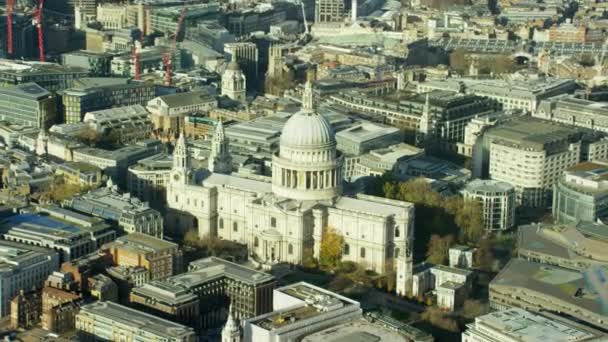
left=426, top=234, right=454, bottom=264
left=319, top=226, right=344, bottom=270
left=421, top=307, right=459, bottom=332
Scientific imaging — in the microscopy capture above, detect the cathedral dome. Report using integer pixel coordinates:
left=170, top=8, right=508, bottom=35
left=280, top=111, right=335, bottom=149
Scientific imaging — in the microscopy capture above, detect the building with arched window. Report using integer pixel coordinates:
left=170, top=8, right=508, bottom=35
left=167, top=81, right=416, bottom=296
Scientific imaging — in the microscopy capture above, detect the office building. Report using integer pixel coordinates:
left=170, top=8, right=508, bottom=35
left=10, top=290, right=41, bottom=330
left=55, top=162, right=103, bottom=187
left=418, top=77, right=577, bottom=112
left=315, top=0, right=345, bottom=23
left=0, top=83, right=57, bottom=129
left=0, top=240, right=59, bottom=316
left=64, top=184, right=164, bottom=238
left=134, top=257, right=275, bottom=330
left=103, top=233, right=182, bottom=281
left=330, top=90, right=498, bottom=148
left=61, top=78, right=156, bottom=124
left=83, top=105, right=153, bottom=143
left=0, top=207, right=115, bottom=263
left=553, top=161, right=608, bottom=224
left=0, top=60, right=88, bottom=92
left=537, top=95, right=608, bottom=134
left=96, top=4, right=129, bottom=29
left=336, top=122, right=404, bottom=156
left=462, top=308, right=606, bottom=342
left=130, top=281, right=200, bottom=329
left=517, top=221, right=608, bottom=271
left=60, top=252, right=113, bottom=294
left=224, top=42, right=259, bottom=89
left=71, top=140, right=163, bottom=182
left=345, top=143, right=424, bottom=182
left=489, top=258, right=607, bottom=329
left=88, top=274, right=118, bottom=302
left=149, top=3, right=219, bottom=34
left=127, top=153, right=173, bottom=207
left=243, top=282, right=362, bottom=342
left=61, top=50, right=115, bottom=77
left=147, top=91, right=217, bottom=135
left=478, top=117, right=602, bottom=207
left=106, top=265, right=149, bottom=304
left=462, top=179, right=516, bottom=231
left=76, top=301, right=196, bottom=342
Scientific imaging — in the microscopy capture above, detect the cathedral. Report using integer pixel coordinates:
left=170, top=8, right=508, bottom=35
left=167, top=82, right=415, bottom=295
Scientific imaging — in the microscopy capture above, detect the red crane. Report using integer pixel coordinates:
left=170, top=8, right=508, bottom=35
left=163, top=4, right=187, bottom=86
left=32, top=0, right=45, bottom=62
left=6, top=0, right=14, bottom=56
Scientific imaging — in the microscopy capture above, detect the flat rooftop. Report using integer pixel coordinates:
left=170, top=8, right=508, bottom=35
left=252, top=282, right=359, bottom=331
left=108, top=233, right=177, bottom=253
left=186, top=257, right=274, bottom=285
left=79, top=301, right=194, bottom=338
left=302, top=318, right=415, bottom=342
left=0, top=240, right=56, bottom=272
left=491, top=259, right=608, bottom=320
left=336, top=122, right=400, bottom=143
left=464, top=179, right=514, bottom=194
left=472, top=308, right=602, bottom=341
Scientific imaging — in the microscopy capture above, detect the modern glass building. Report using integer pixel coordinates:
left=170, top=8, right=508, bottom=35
left=552, top=161, right=608, bottom=224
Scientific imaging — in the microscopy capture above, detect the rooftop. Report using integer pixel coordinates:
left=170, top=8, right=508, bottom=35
left=470, top=308, right=604, bottom=341
left=151, top=90, right=216, bottom=108
left=251, top=282, right=359, bottom=331
left=0, top=83, right=51, bottom=100
left=105, top=233, right=177, bottom=254
left=336, top=122, right=400, bottom=143
left=78, top=301, right=195, bottom=338
left=464, top=179, right=515, bottom=194
left=0, top=240, right=57, bottom=273
left=0, top=59, right=87, bottom=76
left=491, top=259, right=608, bottom=320
left=186, top=257, right=274, bottom=285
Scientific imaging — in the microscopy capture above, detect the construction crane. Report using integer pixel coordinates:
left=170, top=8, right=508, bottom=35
left=6, top=0, right=14, bottom=56
left=32, top=0, right=45, bottom=62
left=163, top=4, right=187, bottom=86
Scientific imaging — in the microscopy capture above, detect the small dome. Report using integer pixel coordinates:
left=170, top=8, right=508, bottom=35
left=280, top=112, right=335, bottom=149
left=226, top=61, right=240, bottom=71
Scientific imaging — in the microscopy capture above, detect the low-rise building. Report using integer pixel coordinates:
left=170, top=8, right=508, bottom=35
left=553, top=161, right=608, bottom=225
left=64, top=183, right=164, bottom=238
left=0, top=83, right=57, bottom=128
left=106, top=266, right=149, bottom=304
left=449, top=245, right=475, bottom=269
left=88, top=274, right=118, bottom=302
left=60, top=78, right=156, bottom=124
left=71, top=140, right=162, bottom=182
left=243, top=282, right=362, bottom=342
left=489, top=258, right=608, bottom=330
left=83, top=104, right=153, bottom=143
left=0, top=60, right=88, bottom=92
left=344, top=143, right=424, bottom=182
left=536, top=95, right=608, bottom=133
left=41, top=285, right=81, bottom=334
left=130, top=281, right=200, bottom=329
left=103, top=233, right=182, bottom=281
left=136, top=257, right=275, bottom=330
left=0, top=207, right=115, bottom=263
left=462, top=308, right=607, bottom=342
left=76, top=301, right=196, bottom=342
left=10, top=289, right=42, bottom=329
left=60, top=252, right=113, bottom=293
left=462, top=179, right=516, bottom=231
left=147, top=91, right=217, bottom=130
left=336, top=122, right=404, bottom=156
left=127, top=153, right=172, bottom=207
left=0, top=240, right=60, bottom=316
left=55, top=162, right=103, bottom=187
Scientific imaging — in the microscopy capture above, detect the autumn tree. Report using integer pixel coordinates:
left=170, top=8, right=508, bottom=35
left=36, top=178, right=91, bottom=203
left=426, top=234, right=454, bottom=265
left=449, top=48, right=468, bottom=75
left=421, top=307, right=459, bottom=332
left=319, top=226, right=344, bottom=270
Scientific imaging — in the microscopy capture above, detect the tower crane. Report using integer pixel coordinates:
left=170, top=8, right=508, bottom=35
left=7, top=0, right=14, bottom=56
left=163, top=4, right=187, bottom=86
left=32, top=0, right=45, bottom=62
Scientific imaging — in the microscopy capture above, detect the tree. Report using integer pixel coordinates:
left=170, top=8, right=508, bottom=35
left=319, top=226, right=344, bottom=270
left=426, top=234, right=454, bottom=264
left=421, top=307, right=459, bottom=332
left=76, top=127, right=101, bottom=147
left=474, top=237, right=495, bottom=272
left=449, top=48, right=468, bottom=75
left=462, top=299, right=488, bottom=320
left=36, top=178, right=91, bottom=203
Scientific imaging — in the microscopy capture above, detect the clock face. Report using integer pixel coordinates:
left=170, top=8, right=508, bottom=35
left=173, top=173, right=180, bottom=181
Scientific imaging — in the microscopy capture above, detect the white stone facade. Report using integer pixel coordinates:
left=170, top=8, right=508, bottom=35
left=167, top=84, right=415, bottom=295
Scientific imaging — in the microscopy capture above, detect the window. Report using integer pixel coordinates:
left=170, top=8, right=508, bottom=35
left=254, top=237, right=259, bottom=247
left=219, top=218, right=224, bottom=229
left=271, top=217, right=276, bottom=228
left=360, top=247, right=366, bottom=258
left=344, top=244, right=350, bottom=255
left=288, top=244, right=293, bottom=254
left=395, top=226, right=400, bottom=238
left=233, top=222, right=238, bottom=232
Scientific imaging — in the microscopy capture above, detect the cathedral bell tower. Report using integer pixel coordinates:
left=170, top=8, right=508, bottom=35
left=221, top=305, right=241, bottom=342
left=171, top=132, right=191, bottom=184
left=208, top=120, right=232, bottom=174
